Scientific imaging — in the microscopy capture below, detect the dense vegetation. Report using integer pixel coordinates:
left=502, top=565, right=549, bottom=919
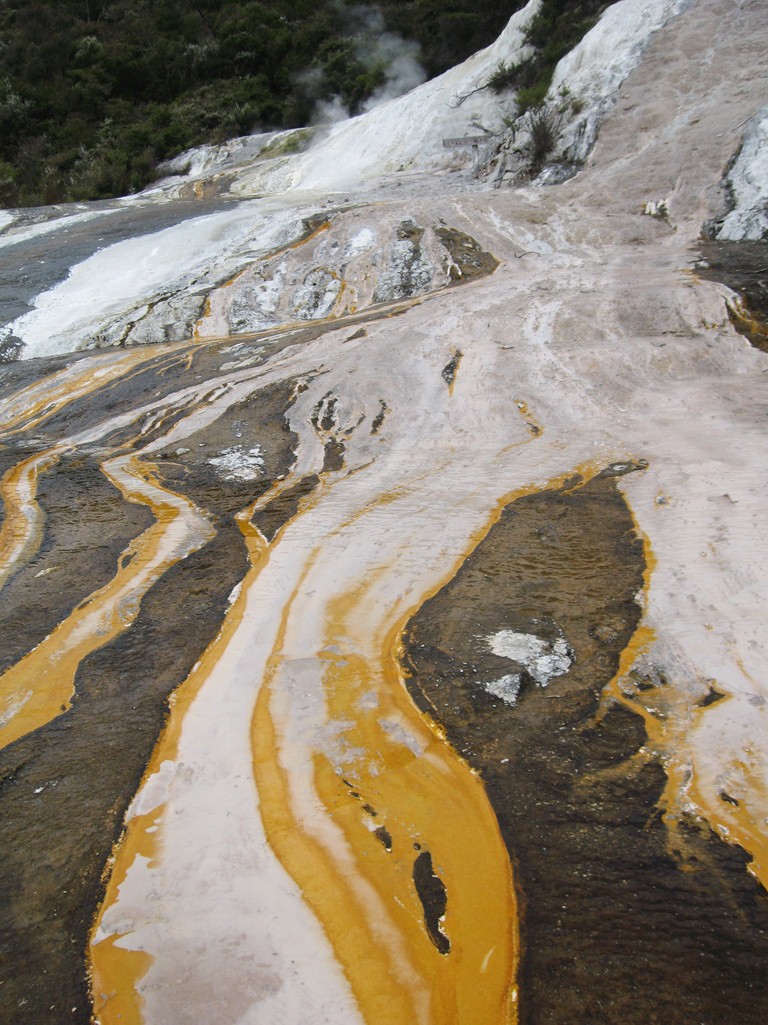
left=0, top=0, right=537, bottom=207
left=487, top=0, right=613, bottom=111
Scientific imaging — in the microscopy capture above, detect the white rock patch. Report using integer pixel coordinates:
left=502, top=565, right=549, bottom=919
left=486, top=630, right=572, bottom=687
left=208, top=445, right=265, bottom=482
left=717, top=106, right=768, bottom=241
left=484, top=673, right=523, bottom=706
left=551, top=0, right=689, bottom=162
left=344, top=228, right=377, bottom=261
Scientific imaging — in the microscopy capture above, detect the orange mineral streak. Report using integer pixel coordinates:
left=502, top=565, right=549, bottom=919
left=597, top=501, right=711, bottom=853
left=188, top=283, right=435, bottom=348
left=726, top=297, right=768, bottom=348
left=193, top=295, right=213, bottom=339
left=0, top=445, right=68, bottom=590
left=90, top=804, right=163, bottom=1025
left=512, top=397, right=544, bottom=436
left=0, top=455, right=214, bottom=751
left=317, top=614, right=518, bottom=1025
left=90, top=465, right=601, bottom=1023
left=285, top=218, right=331, bottom=250
left=155, top=348, right=198, bottom=376
left=90, top=937, right=153, bottom=1025
left=252, top=560, right=435, bottom=1024
left=192, top=268, right=250, bottom=339
left=0, top=347, right=187, bottom=440
left=687, top=747, right=768, bottom=892
left=89, top=487, right=286, bottom=1024
left=705, top=655, right=768, bottom=890
left=597, top=480, right=655, bottom=678
left=250, top=473, right=628, bottom=1024
left=601, top=504, right=768, bottom=891
left=252, top=648, right=427, bottom=1025
left=684, top=671, right=768, bottom=891
left=599, top=498, right=660, bottom=735
left=0, top=357, right=189, bottom=594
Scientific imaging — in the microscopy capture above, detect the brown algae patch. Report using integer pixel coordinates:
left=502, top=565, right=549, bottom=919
left=441, top=350, right=462, bottom=393
left=434, top=226, right=499, bottom=284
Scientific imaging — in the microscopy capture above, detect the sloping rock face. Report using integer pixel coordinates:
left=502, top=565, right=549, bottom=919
left=0, top=2, right=767, bottom=1025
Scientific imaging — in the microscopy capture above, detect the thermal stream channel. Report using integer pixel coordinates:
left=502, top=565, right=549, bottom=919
left=0, top=347, right=218, bottom=749
left=0, top=351, right=169, bottom=591
left=0, top=454, right=213, bottom=748
left=0, top=446, right=68, bottom=592
left=88, top=367, right=542, bottom=1024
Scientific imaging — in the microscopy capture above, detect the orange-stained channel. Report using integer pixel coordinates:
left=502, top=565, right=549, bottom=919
left=0, top=346, right=192, bottom=441
left=0, top=445, right=68, bottom=590
left=0, top=455, right=214, bottom=751
left=251, top=463, right=631, bottom=1025
left=248, top=469, right=624, bottom=1025
left=92, top=462, right=628, bottom=1024
left=89, top=491, right=279, bottom=1025
left=253, top=576, right=519, bottom=1025
left=597, top=493, right=768, bottom=892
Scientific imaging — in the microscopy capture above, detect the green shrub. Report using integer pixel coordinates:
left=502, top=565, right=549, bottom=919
left=525, top=103, right=561, bottom=173
left=258, top=128, right=315, bottom=160
left=517, top=78, right=552, bottom=114
left=484, top=1, right=614, bottom=114
left=487, top=61, right=520, bottom=94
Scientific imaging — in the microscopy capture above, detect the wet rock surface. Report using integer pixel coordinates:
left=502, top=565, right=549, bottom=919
left=696, top=240, right=768, bottom=351
left=0, top=346, right=302, bottom=1025
left=0, top=453, right=154, bottom=674
left=211, top=216, right=496, bottom=339
left=153, top=380, right=300, bottom=524
left=403, top=469, right=768, bottom=1024
left=434, top=226, right=499, bottom=284
left=0, top=527, right=249, bottom=1025
left=412, top=849, right=451, bottom=955
left=0, top=2, right=767, bottom=1019
left=0, top=198, right=234, bottom=334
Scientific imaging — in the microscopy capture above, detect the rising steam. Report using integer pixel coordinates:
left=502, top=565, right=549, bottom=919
left=313, top=5, right=427, bottom=124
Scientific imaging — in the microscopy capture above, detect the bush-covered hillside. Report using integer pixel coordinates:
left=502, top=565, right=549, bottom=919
left=486, top=0, right=611, bottom=110
left=0, top=1, right=609, bottom=207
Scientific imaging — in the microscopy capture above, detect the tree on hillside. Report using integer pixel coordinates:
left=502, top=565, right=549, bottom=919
left=0, top=0, right=580, bottom=206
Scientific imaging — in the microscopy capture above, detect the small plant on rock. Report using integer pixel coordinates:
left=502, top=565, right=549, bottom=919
left=0, top=331, right=24, bottom=363
left=486, top=60, right=520, bottom=93
left=525, top=102, right=562, bottom=175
